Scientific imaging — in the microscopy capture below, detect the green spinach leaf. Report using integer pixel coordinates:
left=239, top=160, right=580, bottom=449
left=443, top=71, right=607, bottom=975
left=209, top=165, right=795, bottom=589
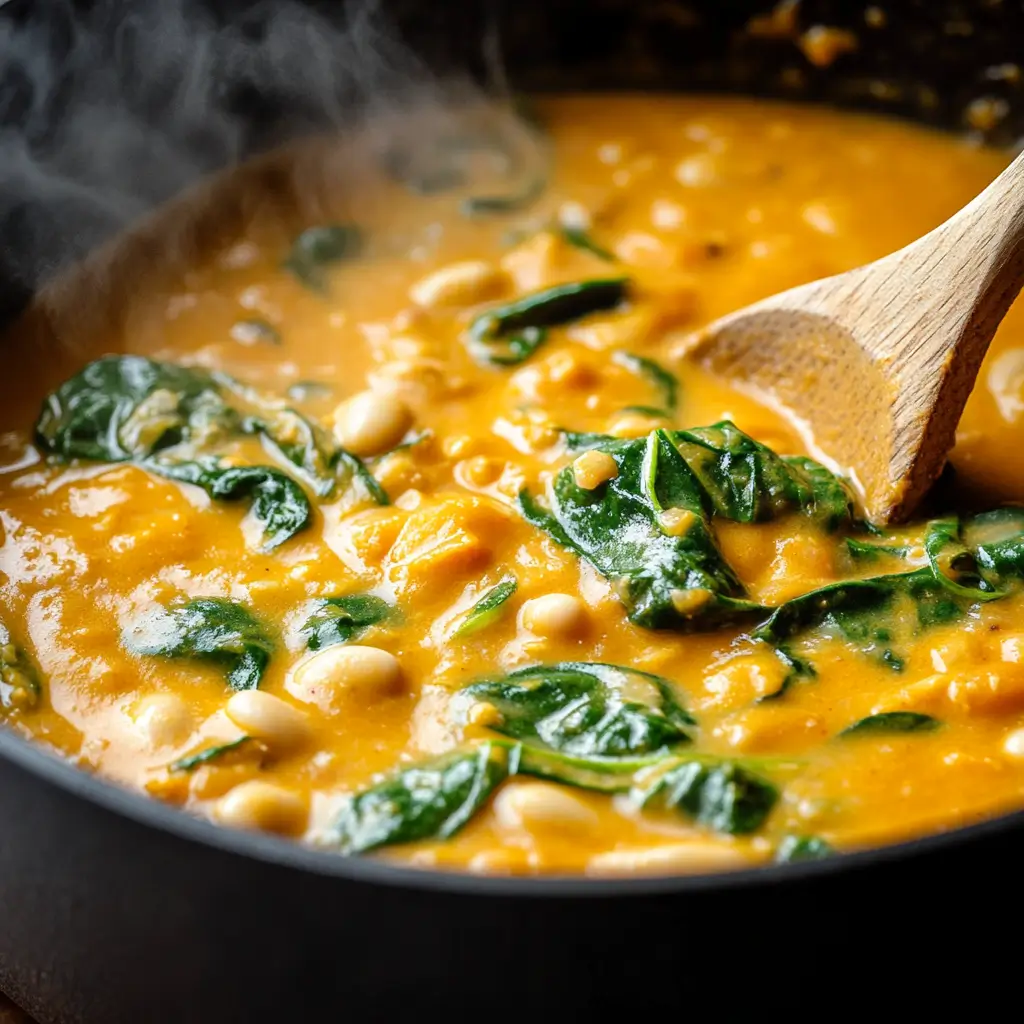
left=170, top=736, right=257, bottom=773
left=467, top=278, right=629, bottom=366
left=522, top=429, right=761, bottom=629
left=123, top=598, right=274, bottom=691
left=300, top=595, right=392, bottom=651
left=924, top=517, right=1004, bottom=601
left=35, top=355, right=228, bottom=462
left=0, top=623, right=41, bottom=711
left=674, top=422, right=853, bottom=529
left=331, top=741, right=514, bottom=853
left=283, top=224, right=363, bottom=292
left=633, top=756, right=778, bottom=835
left=453, top=578, right=518, bottom=637
left=839, top=711, right=941, bottom=737
left=613, top=351, right=679, bottom=415
left=964, top=507, right=1024, bottom=584
left=560, top=225, right=615, bottom=262
left=776, top=835, right=833, bottom=862
left=145, top=457, right=312, bottom=551
left=459, top=661, right=693, bottom=758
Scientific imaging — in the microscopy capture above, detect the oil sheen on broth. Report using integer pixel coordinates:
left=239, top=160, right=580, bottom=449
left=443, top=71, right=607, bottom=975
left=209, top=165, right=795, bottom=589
left=2, top=96, right=1023, bottom=877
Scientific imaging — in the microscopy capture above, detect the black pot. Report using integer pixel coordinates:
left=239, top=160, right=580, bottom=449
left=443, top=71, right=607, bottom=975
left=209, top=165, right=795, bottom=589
left=1, top=2, right=1023, bottom=1020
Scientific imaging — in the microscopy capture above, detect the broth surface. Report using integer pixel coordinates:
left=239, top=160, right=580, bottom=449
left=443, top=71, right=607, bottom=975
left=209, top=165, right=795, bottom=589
left=2, top=95, right=1023, bottom=875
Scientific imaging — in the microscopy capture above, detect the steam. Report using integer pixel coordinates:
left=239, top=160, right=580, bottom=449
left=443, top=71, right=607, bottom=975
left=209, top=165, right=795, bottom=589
left=0, top=0, right=517, bottom=322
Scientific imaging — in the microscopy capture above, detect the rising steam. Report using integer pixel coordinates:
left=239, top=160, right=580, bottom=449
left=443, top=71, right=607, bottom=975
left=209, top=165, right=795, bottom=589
left=0, top=0, right=516, bottom=322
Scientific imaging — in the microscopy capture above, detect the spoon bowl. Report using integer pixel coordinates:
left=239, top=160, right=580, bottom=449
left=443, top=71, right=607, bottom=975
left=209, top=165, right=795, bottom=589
left=686, top=150, right=1024, bottom=524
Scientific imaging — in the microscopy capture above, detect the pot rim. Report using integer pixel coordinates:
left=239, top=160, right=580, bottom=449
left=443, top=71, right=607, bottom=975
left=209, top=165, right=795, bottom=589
left=1, top=724, right=1018, bottom=897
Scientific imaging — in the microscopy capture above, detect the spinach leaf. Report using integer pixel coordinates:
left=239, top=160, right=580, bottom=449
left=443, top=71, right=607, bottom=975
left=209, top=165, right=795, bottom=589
left=633, top=756, right=778, bottom=835
left=283, top=224, right=363, bottom=292
left=467, top=278, right=628, bottom=366
left=965, top=507, right=1024, bottom=584
left=460, top=176, right=545, bottom=216
left=300, top=595, right=392, bottom=651
left=247, top=406, right=388, bottom=505
left=776, top=835, right=833, bottom=862
left=459, top=661, right=693, bottom=758
left=757, top=645, right=817, bottom=702
left=840, top=711, right=941, bottom=737
left=674, top=422, right=853, bottom=529
left=515, top=745, right=661, bottom=793
left=0, top=623, right=41, bottom=711
left=924, top=517, right=1004, bottom=601
left=35, top=355, right=227, bottom=462
left=522, top=429, right=761, bottom=630
left=453, top=578, right=517, bottom=637
left=846, top=537, right=910, bottom=562
left=169, top=736, right=257, bottom=773
left=123, top=598, right=274, bottom=691
left=754, top=569, right=962, bottom=672
left=613, top=351, right=679, bottom=415
left=560, top=225, right=615, bottom=262
left=146, top=457, right=311, bottom=551
left=331, top=741, right=514, bottom=853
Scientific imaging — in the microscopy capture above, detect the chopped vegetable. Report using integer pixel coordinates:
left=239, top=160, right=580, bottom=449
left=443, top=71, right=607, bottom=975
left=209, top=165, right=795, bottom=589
left=170, top=736, right=258, bottom=773
left=453, top=578, right=518, bottom=637
left=775, top=835, right=834, bottom=862
left=613, top=351, right=680, bottom=415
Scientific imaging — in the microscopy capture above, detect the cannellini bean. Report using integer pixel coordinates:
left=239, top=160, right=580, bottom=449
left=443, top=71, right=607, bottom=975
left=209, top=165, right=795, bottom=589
left=216, top=781, right=307, bottom=835
left=493, top=782, right=598, bottom=835
left=519, top=593, right=588, bottom=639
left=409, top=260, right=506, bottom=308
left=289, top=645, right=404, bottom=712
left=1004, top=727, right=1024, bottom=758
left=332, top=389, right=413, bottom=457
left=132, top=694, right=194, bottom=749
left=225, top=690, right=310, bottom=753
left=572, top=449, right=618, bottom=490
left=587, top=842, right=748, bottom=876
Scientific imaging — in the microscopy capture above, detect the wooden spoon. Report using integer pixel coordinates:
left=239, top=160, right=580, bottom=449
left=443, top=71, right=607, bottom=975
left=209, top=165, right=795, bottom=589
left=685, top=149, right=1024, bottom=524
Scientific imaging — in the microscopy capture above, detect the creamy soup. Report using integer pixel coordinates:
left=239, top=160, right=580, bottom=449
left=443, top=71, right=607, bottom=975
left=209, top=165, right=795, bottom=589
left=1, top=95, right=1023, bottom=876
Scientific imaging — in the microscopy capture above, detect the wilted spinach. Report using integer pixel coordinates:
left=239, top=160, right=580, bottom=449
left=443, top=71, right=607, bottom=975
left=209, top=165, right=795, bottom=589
left=839, top=711, right=940, bottom=737
left=453, top=578, right=517, bottom=637
left=123, top=598, right=274, bottom=691
left=613, top=351, right=679, bottom=416
left=169, top=736, right=258, bottom=773
left=458, top=661, right=693, bottom=758
left=0, top=622, right=41, bottom=711
left=35, top=356, right=228, bottom=462
left=775, top=835, right=833, bottom=862
left=674, top=422, right=853, bottom=529
left=300, top=594, right=393, bottom=651
left=146, top=456, right=311, bottom=551
left=519, top=429, right=762, bottom=629
left=467, top=278, right=629, bottom=366
left=331, top=741, right=514, bottom=853
left=283, top=224, right=363, bottom=292
left=632, top=756, right=778, bottom=835
left=35, top=357, right=386, bottom=551
left=560, top=225, right=615, bottom=262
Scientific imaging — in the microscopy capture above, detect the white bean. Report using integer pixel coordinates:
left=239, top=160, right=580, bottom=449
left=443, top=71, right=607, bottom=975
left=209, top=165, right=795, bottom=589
left=493, top=782, right=597, bottom=835
left=1004, top=727, right=1024, bottom=758
left=332, top=390, right=413, bottom=457
left=225, top=690, right=310, bottom=753
left=519, top=593, right=588, bottom=639
left=587, top=842, right=748, bottom=876
left=216, top=781, right=307, bottom=835
left=288, top=645, right=404, bottom=713
left=132, top=694, right=194, bottom=749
